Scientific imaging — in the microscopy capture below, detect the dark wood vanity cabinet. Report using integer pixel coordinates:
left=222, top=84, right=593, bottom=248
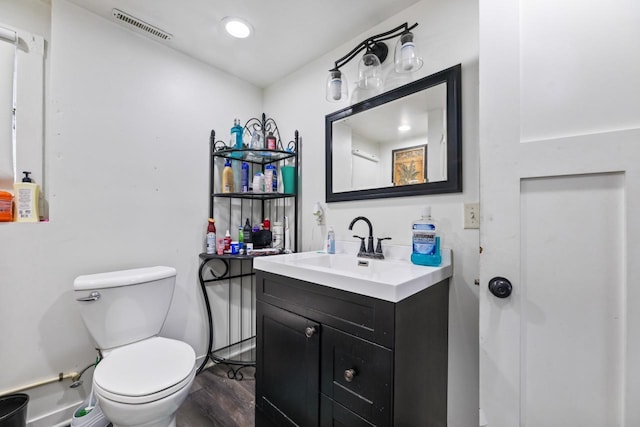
left=255, top=270, right=450, bottom=427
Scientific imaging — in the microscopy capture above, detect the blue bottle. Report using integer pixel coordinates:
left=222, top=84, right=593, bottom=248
left=231, top=118, right=243, bottom=149
left=410, top=206, right=441, bottom=266
left=241, top=162, right=249, bottom=192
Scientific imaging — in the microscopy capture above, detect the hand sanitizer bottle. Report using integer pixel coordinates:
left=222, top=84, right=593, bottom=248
left=326, top=226, right=336, bottom=254
left=411, top=206, right=441, bottom=266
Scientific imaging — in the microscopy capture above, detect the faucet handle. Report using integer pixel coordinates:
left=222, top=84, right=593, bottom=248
left=352, top=235, right=367, bottom=254
left=375, top=237, right=392, bottom=254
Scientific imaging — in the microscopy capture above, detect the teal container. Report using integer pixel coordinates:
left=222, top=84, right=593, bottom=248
left=411, top=236, right=441, bottom=266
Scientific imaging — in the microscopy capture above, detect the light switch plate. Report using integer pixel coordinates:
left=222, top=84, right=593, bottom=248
left=464, top=203, right=480, bottom=229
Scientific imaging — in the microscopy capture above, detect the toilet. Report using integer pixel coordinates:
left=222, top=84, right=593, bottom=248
left=73, top=266, right=196, bottom=427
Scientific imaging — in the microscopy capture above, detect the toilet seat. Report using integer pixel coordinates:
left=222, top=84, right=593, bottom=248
left=93, top=336, right=195, bottom=405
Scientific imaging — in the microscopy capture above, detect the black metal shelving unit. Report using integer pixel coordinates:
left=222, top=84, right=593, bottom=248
left=197, top=114, right=299, bottom=380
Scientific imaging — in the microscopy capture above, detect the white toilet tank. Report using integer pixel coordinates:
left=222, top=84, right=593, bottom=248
left=74, top=266, right=177, bottom=351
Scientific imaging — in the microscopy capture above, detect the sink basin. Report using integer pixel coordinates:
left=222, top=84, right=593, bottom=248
left=253, top=247, right=452, bottom=302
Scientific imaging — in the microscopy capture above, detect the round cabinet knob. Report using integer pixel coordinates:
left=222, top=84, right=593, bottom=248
left=305, top=326, right=316, bottom=338
left=488, top=277, right=512, bottom=298
left=344, top=368, right=357, bottom=382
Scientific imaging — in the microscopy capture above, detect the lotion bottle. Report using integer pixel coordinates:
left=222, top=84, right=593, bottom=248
left=14, top=171, right=39, bottom=222
left=222, top=159, right=234, bottom=193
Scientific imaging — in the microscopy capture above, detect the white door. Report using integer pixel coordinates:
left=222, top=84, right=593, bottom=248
left=479, top=0, right=640, bottom=425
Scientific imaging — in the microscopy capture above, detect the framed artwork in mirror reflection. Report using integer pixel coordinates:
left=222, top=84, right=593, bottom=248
left=392, top=144, right=426, bottom=186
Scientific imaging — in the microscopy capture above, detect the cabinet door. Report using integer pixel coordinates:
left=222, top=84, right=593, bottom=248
left=321, top=326, right=392, bottom=426
left=320, top=394, right=375, bottom=427
left=256, top=300, right=320, bottom=426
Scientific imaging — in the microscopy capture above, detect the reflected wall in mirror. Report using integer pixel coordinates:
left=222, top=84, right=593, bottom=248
left=326, top=64, right=461, bottom=202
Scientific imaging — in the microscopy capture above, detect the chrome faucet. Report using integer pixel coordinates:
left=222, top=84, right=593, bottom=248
left=348, top=216, right=390, bottom=259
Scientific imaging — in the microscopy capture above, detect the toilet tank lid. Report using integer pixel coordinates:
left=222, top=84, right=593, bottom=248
left=74, top=266, right=176, bottom=291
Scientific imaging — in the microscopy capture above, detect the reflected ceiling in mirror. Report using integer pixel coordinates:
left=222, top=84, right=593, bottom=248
left=325, top=64, right=462, bottom=202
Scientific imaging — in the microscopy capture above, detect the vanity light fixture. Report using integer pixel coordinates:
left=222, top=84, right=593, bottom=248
left=398, top=124, right=412, bottom=132
left=222, top=16, right=253, bottom=39
left=325, top=22, right=422, bottom=103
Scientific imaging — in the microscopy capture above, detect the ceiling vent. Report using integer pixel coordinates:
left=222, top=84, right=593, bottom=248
left=112, top=9, right=172, bottom=41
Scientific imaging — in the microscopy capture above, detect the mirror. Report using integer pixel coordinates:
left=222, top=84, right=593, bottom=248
left=325, top=64, right=461, bottom=202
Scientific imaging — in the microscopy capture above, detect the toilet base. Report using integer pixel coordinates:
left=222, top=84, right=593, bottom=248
left=95, top=371, right=194, bottom=427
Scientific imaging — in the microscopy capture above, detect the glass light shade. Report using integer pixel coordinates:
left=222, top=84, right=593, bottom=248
left=394, top=31, right=423, bottom=73
left=357, top=53, right=383, bottom=91
left=326, top=70, right=348, bottom=102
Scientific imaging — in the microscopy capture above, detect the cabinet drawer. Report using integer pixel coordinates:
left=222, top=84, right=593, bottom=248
left=321, top=326, right=392, bottom=426
left=320, top=393, right=375, bottom=427
left=257, top=271, right=395, bottom=348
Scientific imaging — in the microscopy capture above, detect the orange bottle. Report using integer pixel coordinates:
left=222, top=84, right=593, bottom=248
left=0, top=191, right=12, bottom=222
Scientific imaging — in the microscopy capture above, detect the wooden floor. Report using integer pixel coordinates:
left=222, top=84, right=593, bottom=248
left=177, top=363, right=256, bottom=427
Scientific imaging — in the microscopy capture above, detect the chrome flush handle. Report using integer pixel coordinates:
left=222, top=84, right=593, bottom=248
left=76, top=291, right=101, bottom=302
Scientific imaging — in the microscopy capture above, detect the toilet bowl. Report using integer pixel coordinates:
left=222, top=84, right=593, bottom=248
left=74, top=267, right=196, bottom=427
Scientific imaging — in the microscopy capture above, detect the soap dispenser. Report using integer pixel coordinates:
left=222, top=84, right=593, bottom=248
left=14, top=171, right=39, bottom=222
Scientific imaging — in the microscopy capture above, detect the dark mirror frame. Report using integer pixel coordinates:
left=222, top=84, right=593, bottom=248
left=325, top=63, right=462, bottom=202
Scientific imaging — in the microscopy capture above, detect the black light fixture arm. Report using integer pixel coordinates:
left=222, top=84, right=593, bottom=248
left=330, top=22, right=419, bottom=71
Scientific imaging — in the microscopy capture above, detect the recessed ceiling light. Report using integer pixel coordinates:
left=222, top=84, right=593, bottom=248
left=222, top=17, right=253, bottom=39
left=398, top=124, right=411, bottom=132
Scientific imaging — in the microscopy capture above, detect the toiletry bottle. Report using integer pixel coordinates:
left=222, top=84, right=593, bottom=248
left=243, top=218, right=252, bottom=244
left=232, top=119, right=243, bottom=149
left=326, top=226, right=336, bottom=254
left=411, top=206, right=441, bottom=266
left=241, top=162, right=249, bottom=192
left=222, top=159, right=234, bottom=193
left=206, top=218, right=216, bottom=254
left=238, top=226, right=244, bottom=243
left=13, top=171, right=39, bottom=222
left=266, top=131, right=276, bottom=150
left=0, top=191, right=13, bottom=222
left=230, top=119, right=243, bottom=188
left=252, top=172, right=264, bottom=193
left=224, top=230, right=232, bottom=251
left=271, top=165, right=278, bottom=192
left=264, top=164, right=274, bottom=193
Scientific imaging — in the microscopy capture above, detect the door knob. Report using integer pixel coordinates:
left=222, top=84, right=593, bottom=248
left=488, top=277, right=512, bottom=298
left=305, top=326, right=316, bottom=338
left=344, top=368, right=356, bottom=382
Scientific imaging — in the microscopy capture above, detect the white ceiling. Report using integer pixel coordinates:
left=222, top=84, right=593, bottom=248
left=65, top=0, right=421, bottom=88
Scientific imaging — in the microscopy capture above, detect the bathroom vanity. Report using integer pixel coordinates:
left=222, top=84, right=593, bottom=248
left=254, top=250, right=452, bottom=426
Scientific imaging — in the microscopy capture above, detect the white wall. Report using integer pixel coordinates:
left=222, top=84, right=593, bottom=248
left=0, top=0, right=261, bottom=424
left=263, top=0, right=480, bottom=425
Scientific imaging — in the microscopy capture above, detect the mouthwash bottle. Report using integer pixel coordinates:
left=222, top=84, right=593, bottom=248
left=411, top=206, right=441, bottom=266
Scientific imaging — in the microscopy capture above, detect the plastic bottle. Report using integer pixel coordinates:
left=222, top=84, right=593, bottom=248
left=238, top=226, right=244, bottom=243
left=271, top=165, right=278, bottom=192
left=410, top=206, right=441, bottom=266
left=326, top=226, right=336, bottom=254
left=222, top=159, right=234, bottom=193
left=13, top=171, right=39, bottom=222
left=232, top=119, right=243, bottom=149
left=224, top=230, right=232, bottom=251
left=206, top=218, right=216, bottom=254
left=264, top=164, right=275, bottom=193
left=243, top=218, right=252, bottom=244
left=230, top=119, right=243, bottom=187
left=266, top=131, right=276, bottom=150
left=241, top=162, right=249, bottom=192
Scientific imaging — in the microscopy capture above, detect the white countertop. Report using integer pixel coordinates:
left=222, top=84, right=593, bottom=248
left=253, top=242, right=452, bottom=302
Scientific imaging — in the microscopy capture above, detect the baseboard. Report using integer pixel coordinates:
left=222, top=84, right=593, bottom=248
left=28, top=400, right=80, bottom=427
